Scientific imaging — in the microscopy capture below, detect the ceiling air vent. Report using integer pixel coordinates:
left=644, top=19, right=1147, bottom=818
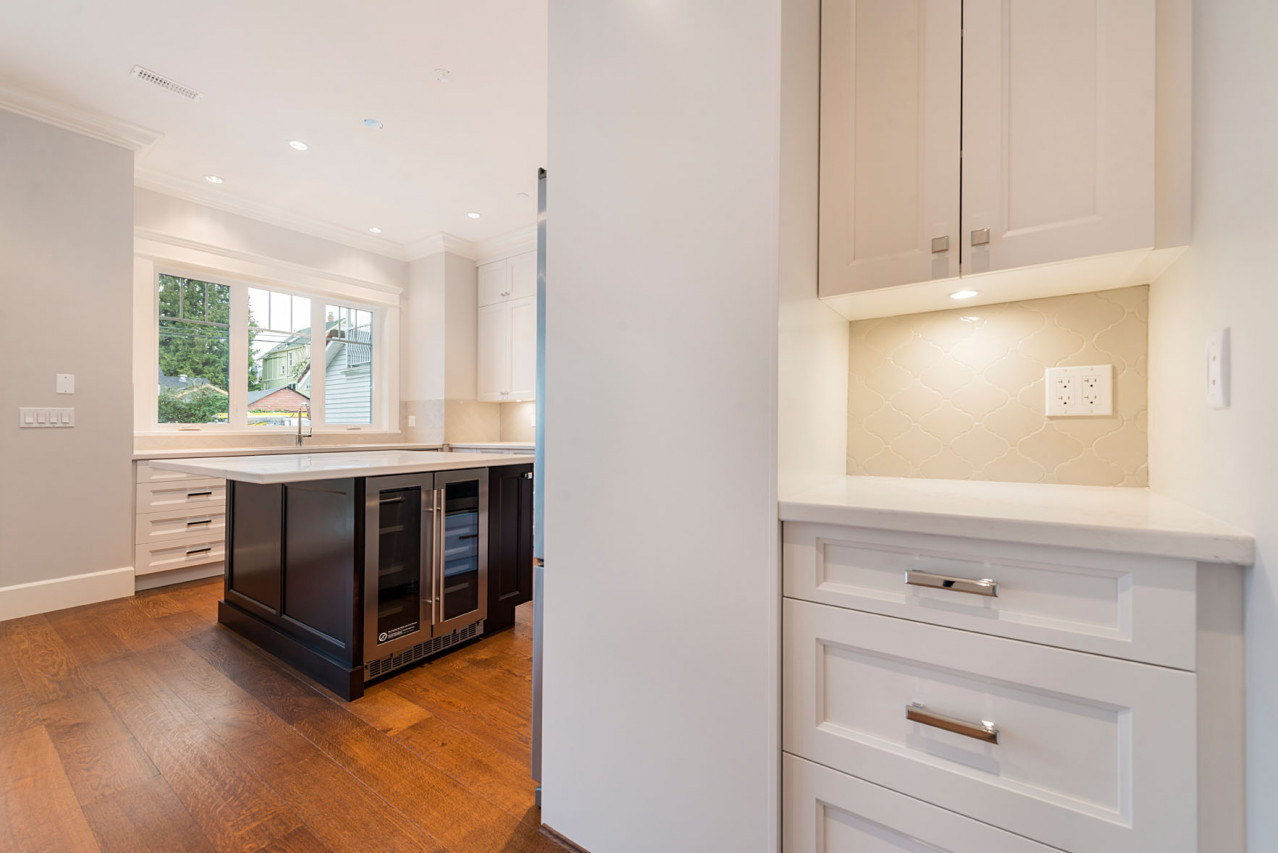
left=130, top=65, right=203, bottom=101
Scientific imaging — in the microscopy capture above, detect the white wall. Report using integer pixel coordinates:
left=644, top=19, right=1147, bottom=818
left=778, top=0, right=850, bottom=495
left=542, top=1, right=783, bottom=850
left=404, top=253, right=447, bottom=403
left=444, top=251, right=479, bottom=400
left=1147, top=2, right=1278, bottom=849
left=0, top=109, right=135, bottom=613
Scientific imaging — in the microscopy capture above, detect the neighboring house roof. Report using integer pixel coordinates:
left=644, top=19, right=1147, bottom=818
left=247, top=385, right=310, bottom=409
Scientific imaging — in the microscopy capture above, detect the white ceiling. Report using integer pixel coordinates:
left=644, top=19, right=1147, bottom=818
left=0, top=0, right=548, bottom=259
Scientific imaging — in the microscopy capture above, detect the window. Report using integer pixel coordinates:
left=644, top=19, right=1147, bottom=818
left=324, top=304, right=374, bottom=425
left=156, top=275, right=231, bottom=424
left=247, top=288, right=311, bottom=427
left=150, top=272, right=389, bottom=431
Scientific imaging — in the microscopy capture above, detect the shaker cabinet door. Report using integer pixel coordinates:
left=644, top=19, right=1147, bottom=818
left=478, top=302, right=511, bottom=402
left=961, top=0, right=1156, bottom=276
left=819, top=0, right=962, bottom=298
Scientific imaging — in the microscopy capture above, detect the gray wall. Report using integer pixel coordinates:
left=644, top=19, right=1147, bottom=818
left=0, top=110, right=134, bottom=589
left=1148, top=1, right=1278, bottom=848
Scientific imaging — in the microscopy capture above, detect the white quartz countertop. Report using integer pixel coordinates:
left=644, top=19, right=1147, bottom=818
left=134, top=443, right=443, bottom=461
left=780, top=476, right=1254, bottom=565
left=148, top=450, right=534, bottom=484
left=447, top=442, right=535, bottom=450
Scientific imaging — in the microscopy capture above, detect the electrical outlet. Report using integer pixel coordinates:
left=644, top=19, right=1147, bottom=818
left=1045, top=366, right=1112, bottom=416
left=1207, top=328, right=1230, bottom=409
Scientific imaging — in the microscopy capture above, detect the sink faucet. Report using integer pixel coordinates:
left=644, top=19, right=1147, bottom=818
left=296, top=403, right=312, bottom=447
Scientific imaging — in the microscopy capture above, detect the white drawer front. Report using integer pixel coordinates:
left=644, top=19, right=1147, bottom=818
left=135, top=461, right=211, bottom=483
left=784, top=600, right=1196, bottom=853
left=135, top=533, right=226, bottom=576
left=783, top=753, right=1053, bottom=853
left=135, top=506, right=227, bottom=545
left=783, top=523, right=1196, bottom=670
left=136, top=478, right=226, bottom=513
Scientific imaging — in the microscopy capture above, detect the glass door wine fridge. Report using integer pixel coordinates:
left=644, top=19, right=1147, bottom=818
left=362, top=468, right=489, bottom=677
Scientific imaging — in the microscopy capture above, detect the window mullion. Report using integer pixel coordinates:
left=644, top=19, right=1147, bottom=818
left=229, top=285, right=248, bottom=428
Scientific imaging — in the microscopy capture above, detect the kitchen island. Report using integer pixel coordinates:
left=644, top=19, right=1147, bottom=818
left=150, top=451, right=535, bottom=699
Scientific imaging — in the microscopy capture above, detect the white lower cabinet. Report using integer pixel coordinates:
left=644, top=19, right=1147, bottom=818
left=134, top=462, right=226, bottom=583
left=784, top=754, right=1053, bottom=853
left=781, top=521, right=1244, bottom=853
left=784, top=599, right=1194, bottom=852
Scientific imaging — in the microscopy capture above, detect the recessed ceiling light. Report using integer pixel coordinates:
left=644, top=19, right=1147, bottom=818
left=368, top=226, right=382, bottom=234
left=288, top=139, right=309, bottom=151
left=432, top=68, right=454, bottom=84
left=949, top=289, right=980, bottom=300
left=363, top=118, right=383, bottom=129
left=204, top=175, right=223, bottom=184
left=467, top=211, right=481, bottom=219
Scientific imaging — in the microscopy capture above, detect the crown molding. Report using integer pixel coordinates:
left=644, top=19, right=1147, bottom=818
left=135, top=169, right=413, bottom=262
left=474, top=225, right=538, bottom=264
left=134, top=226, right=405, bottom=300
left=0, top=84, right=163, bottom=153
left=404, top=232, right=478, bottom=262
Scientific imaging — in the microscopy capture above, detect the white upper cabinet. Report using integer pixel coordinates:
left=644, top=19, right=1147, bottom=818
left=961, top=0, right=1155, bottom=275
left=819, top=0, right=1176, bottom=319
left=477, top=251, right=537, bottom=402
left=819, top=0, right=962, bottom=294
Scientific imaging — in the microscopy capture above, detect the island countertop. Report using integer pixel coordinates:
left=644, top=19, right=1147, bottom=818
left=148, top=450, right=534, bottom=484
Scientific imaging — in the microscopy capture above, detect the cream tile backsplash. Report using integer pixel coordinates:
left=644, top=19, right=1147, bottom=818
left=847, top=286, right=1148, bottom=486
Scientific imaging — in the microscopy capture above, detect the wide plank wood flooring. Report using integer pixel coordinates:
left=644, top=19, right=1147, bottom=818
left=0, top=578, right=566, bottom=853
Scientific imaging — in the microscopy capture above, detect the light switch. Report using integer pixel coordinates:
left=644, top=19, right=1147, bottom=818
left=56, top=374, right=75, bottom=394
left=1045, top=365, right=1113, bottom=416
left=1207, top=328, right=1230, bottom=409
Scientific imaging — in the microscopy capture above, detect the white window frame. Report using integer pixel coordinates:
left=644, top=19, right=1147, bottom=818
left=138, top=264, right=399, bottom=435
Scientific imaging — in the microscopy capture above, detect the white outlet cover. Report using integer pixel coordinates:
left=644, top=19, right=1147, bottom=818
left=1045, top=365, right=1113, bottom=416
left=56, top=373, right=75, bottom=394
left=1207, top=328, right=1230, bottom=409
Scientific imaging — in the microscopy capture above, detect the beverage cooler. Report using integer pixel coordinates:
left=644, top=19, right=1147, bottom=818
left=363, top=468, right=488, bottom=677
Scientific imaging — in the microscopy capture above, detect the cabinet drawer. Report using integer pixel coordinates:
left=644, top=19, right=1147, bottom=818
left=136, top=461, right=211, bottom=483
left=135, top=532, right=226, bottom=576
left=783, top=599, right=1196, bottom=853
left=783, top=522, right=1196, bottom=669
left=783, top=753, right=1053, bottom=853
left=135, top=506, right=227, bottom=545
left=136, top=478, right=226, bottom=513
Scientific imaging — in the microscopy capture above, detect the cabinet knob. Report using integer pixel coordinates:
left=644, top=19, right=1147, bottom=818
left=971, top=228, right=991, bottom=247
left=930, top=235, right=950, bottom=254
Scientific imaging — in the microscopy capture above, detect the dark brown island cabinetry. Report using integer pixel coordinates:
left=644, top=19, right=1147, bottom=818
left=218, top=464, right=533, bottom=700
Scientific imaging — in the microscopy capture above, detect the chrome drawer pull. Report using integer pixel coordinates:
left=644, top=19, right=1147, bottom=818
left=907, top=703, right=999, bottom=744
left=905, top=570, right=998, bottom=597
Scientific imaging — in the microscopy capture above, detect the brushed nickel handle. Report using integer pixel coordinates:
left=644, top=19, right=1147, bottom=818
left=906, top=570, right=998, bottom=597
left=931, top=235, right=950, bottom=253
left=971, top=227, right=991, bottom=247
left=907, top=703, right=999, bottom=744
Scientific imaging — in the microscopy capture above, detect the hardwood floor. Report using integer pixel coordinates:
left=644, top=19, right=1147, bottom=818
left=0, top=579, right=565, bottom=853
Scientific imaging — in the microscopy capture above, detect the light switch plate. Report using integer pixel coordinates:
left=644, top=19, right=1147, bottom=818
left=1207, top=328, right=1230, bottom=409
left=56, top=373, right=75, bottom=394
left=1045, top=365, right=1113, bottom=416
left=18, top=407, right=75, bottom=428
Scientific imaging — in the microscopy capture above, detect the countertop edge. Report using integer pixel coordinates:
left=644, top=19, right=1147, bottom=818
left=778, top=499, right=1255, bottom=566
left=134, top=443, right=445, bottom=461
left=149, top=452, right=535, bottom=484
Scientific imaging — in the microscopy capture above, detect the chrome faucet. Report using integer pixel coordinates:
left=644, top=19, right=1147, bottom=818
left=296, top=403, right=312, bottom=446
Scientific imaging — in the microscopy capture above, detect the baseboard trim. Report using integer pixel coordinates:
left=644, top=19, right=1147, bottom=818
left=0, top=566, right=134, bottom=622
left=540, top=824, right=590, bottom=852
left=134, top=562, right=224, bottom=591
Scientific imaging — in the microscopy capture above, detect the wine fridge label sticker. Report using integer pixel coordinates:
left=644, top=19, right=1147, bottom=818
left=382, top=623, right=419, bottom=643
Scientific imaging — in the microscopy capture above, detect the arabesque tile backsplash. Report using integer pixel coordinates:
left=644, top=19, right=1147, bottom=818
left=847, top=286, right=1148, bottom=486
